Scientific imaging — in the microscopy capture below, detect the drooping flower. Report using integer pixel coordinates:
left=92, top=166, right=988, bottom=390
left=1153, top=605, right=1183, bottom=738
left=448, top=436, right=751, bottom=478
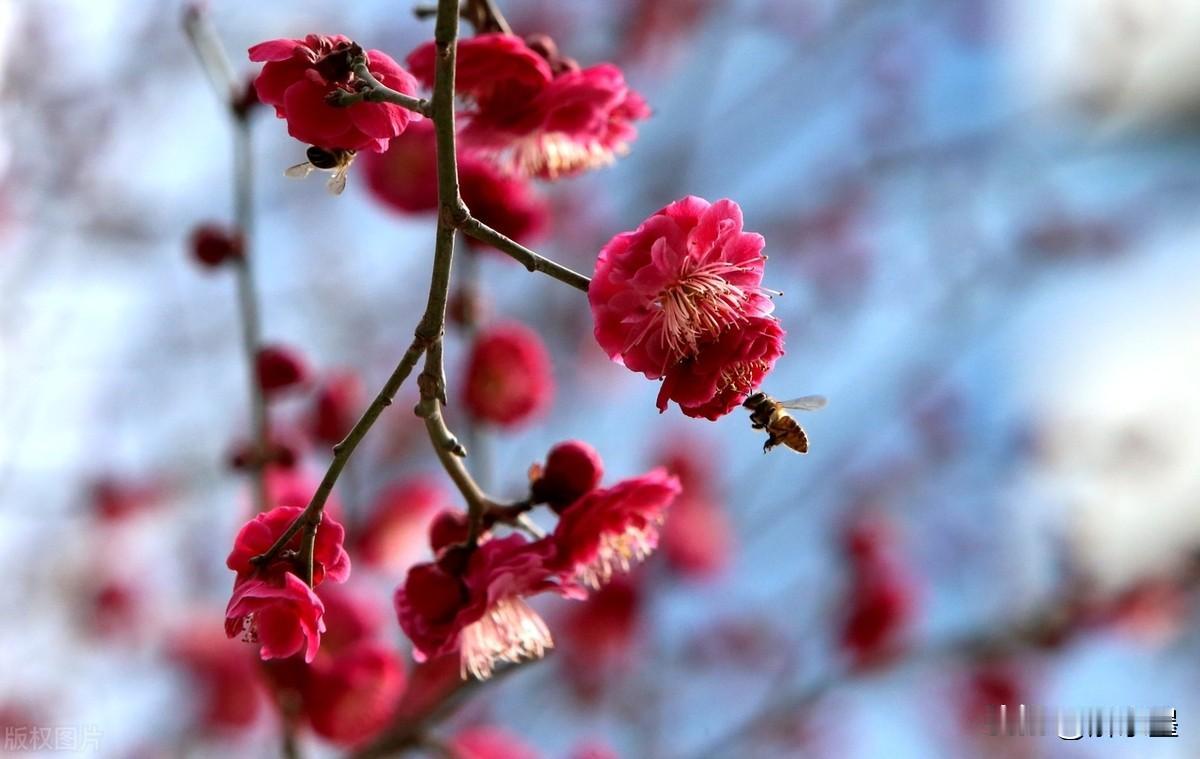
left=407, top=34, right=649, bottom=179
left=428, top=509, right=470, bottom=554
left=406, top=33, right=553, bottom=104
left=225, top=573, right=326, bottom=662
left=250, top=35, right=420, bottom=153
left=462, top=322, right=554, bottom=427
left=302, top=643, right=407, bottom=746
left=363, top=120, right=548, bottom=246
left=394, top=534, right=569, bottom=679
left=188, top=224, right=243, bottom=269
left=530, top=440, right=604, bottom=513
left=224, top=505, right=351, bottom=662
left=255, top=344, right=311, bottom=396
left=474, top=63, right=651, bottom=180
left=550, top=469, right=681, bottom=589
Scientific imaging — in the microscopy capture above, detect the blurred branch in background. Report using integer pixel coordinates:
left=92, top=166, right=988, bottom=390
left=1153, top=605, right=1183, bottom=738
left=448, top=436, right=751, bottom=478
left=183, top=7, right=270, bottom=511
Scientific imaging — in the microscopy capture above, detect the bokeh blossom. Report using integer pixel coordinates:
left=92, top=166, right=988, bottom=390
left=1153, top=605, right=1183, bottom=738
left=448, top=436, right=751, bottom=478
left=254, top=344, right=312, bottom=397
left=355, top=478, right=449, bottom=572
left=188, top=224, right=242, bottom=269
left=364, top=120, right=548, bottom=246
left=839, top=516, right=918, bottom=667
left=302, top=642, right=407, bottom=746
left=308, top=370, right=364, bottom=446
left=462, top=322, right=554, bottom=427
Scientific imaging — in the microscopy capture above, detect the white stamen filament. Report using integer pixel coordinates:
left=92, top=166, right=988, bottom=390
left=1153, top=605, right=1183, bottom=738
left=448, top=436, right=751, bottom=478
left=720, top=359, right=771, bottom=395
left=576, top=521, right=661, bottom=590
left=506, top=134, right=626, bottom=180
left=630, top=258, right=765, bottom=361
left=460, top=597, right=553, bottom=680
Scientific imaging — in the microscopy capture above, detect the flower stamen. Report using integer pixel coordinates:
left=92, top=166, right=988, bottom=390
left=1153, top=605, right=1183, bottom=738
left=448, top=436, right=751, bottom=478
left=575, top=520, right=661, bottom=589
left=460, top=597, right=553, bottom=680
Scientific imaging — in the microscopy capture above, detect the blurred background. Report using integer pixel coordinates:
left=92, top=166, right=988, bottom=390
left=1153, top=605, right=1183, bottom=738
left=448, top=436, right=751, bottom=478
left=3, top=0, right=1200, bottom=756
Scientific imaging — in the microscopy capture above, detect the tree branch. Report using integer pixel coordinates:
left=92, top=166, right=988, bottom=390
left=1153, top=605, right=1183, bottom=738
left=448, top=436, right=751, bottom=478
left=458, top=215, right=591, bottom=292
left=251, top=334, right=429, bottom=569
left=328, top=58, right=433, bottom=117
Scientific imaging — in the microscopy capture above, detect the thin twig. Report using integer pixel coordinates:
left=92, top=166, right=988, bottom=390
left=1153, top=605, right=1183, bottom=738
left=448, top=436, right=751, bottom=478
left=328, top=58, right=432, bottom=116
left=409, top=0, right=497, bottom=545
left=458, top=215, right=591, bottom=292
left=251, top=334, right=429, bottom=569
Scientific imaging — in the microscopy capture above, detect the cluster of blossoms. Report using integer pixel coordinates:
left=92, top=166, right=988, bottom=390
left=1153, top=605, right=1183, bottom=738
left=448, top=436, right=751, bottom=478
left=591, top=196, right=786, bottom=419
left=241, top=31, right=786, bottom=422
left=224, top=442, right=679, bottom=682
left=250, top=30, right=648, bottom=245
left=394, top=441, right=680, bottom=679
left=211, top=13, right=800, bottom=752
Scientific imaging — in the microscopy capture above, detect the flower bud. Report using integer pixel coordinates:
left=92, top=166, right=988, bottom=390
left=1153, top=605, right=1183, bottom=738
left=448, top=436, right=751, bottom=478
left=531, top=440, right=603, bottom=512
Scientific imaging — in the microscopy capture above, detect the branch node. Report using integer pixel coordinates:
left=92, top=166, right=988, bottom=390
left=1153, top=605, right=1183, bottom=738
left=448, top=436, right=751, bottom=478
left=440, top=202, right=471, bottom=229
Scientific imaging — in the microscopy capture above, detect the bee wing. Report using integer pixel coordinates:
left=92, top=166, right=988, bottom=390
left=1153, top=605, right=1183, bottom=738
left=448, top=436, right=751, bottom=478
left=777, top=394, right=827, bottom=411
left=284, top=162, right=315, bottom=179
left=326, top=166, right=349, bottom=195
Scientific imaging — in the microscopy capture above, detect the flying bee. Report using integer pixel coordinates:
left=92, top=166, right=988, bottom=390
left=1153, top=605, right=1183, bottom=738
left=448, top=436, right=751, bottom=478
left=743, top=392, right=827, bottom=454
left=285, top=146, right=356, bottom=195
